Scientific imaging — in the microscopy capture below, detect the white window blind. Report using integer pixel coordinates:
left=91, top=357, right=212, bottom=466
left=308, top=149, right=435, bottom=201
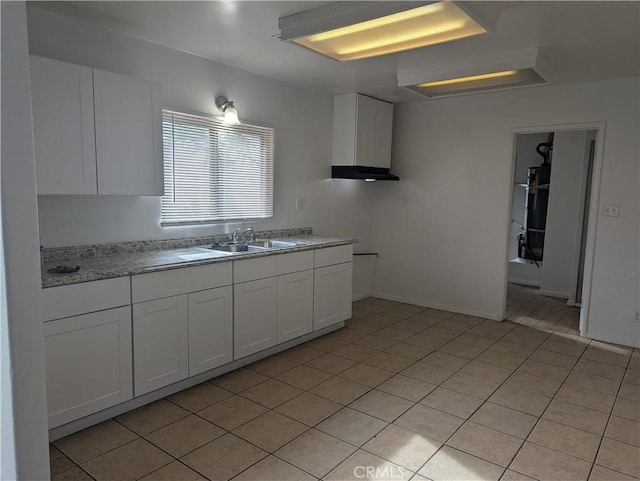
left=161, top=110, right=274, bottom=226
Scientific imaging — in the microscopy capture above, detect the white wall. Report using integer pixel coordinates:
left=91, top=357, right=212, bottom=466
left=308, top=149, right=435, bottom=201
left=0, top=2, right=50, bottom=479
left=26, top=6, right=376, bottom=299
left=540, top=130, right=594, bottom=298
left=372, top=78, right=639, bottom=348
left=26, top=7, right=374, bottom=247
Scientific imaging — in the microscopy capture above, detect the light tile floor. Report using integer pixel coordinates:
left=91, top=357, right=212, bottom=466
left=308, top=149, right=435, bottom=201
left=51, top=291, right=640, bottom=481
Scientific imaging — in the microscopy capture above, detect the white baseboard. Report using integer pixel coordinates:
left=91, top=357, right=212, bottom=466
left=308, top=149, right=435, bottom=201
left=507, top=277, right=541, bottom=287
left=537, top=289, right=569, bottom=299
left=370, top=292, right=501, bottom=321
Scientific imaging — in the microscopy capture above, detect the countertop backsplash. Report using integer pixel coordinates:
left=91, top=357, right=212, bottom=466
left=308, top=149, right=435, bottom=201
left=43, top=227, right=314, bottom=263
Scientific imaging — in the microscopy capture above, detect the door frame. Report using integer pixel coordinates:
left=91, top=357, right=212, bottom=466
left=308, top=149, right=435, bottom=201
left=501, top=121, right=606, bottom=337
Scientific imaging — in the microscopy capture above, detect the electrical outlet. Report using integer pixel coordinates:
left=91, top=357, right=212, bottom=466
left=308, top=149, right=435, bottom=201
left=603, top=203, right=620, bottom=217
left=401, top=197, right=408, bottom=208
left=634, top=311, right=640, bottom=323
left=295, top=197, right=304, bottom=211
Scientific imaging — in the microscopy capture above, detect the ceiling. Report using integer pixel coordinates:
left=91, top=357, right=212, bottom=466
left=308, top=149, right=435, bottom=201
left=29, top=1, right=640, bottom=103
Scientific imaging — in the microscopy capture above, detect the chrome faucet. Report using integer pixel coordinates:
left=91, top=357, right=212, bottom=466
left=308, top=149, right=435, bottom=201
left=239, top=226, right=255, bottom=243
left=230, top=228, right=242, bottom=243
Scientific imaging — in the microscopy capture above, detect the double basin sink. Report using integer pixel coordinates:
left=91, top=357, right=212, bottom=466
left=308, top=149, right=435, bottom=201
left=200, top=240, right=302, bottom=254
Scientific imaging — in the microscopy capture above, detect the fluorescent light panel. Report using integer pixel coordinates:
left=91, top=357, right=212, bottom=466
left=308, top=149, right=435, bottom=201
left=411, top=68, right=546, bottom=97
left=279, top=2, right=488, bottom=62
left=398, top=48, right=553, bottom=98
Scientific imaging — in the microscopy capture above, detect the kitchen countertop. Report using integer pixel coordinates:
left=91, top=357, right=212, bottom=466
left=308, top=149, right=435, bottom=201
left=42, top=236, right=357, bottom=288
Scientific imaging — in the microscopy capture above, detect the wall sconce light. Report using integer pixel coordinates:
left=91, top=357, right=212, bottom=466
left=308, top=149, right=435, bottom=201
left=215, top=96, right=241, bottom=124
left=398, top=48, right=553, bottom=98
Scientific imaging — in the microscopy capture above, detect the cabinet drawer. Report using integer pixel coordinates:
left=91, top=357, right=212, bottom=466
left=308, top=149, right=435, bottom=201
left=132, top=262, right=232, bottom=303
left=42, top=277, right=131, bottom=322
left=234, top=251, right=313, bottom=283
left=314, top=245, right=353, bottom=268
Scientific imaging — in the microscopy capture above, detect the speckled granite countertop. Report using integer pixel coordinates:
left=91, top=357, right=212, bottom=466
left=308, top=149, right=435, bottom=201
left=42, top=235, right=357, bottom=289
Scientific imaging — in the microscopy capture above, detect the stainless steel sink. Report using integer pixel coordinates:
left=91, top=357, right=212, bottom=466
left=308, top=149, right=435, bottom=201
left=205, top=244, right=267, bottom=253
left=250, top=240, right=299, bottom=249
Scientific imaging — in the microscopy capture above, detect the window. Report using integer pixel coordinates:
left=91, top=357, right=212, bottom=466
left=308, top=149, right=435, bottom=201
left=161, top=110, right=274, bottom=226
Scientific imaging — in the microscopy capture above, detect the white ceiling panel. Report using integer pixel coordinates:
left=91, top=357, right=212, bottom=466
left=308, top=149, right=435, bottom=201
left=29, top=1, right=640, bottom=102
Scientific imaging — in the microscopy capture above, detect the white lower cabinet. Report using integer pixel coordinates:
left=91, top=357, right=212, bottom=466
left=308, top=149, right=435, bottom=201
left=188, top=286, right=233, bottom=376
left=44, top=306, right=132, bottom=429
left=44, top=244, right=354, bottom=430
left=234, top=277, right=279, bottom=359
left=314, top=262, right=353, bottom=330
left=133, top=295, right=189, bottom=396
left=278, top=270, right=313, bottom=343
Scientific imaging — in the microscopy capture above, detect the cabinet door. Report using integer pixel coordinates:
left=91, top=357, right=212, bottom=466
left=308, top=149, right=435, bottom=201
left=94, top=69, right=163, bottom=195
left=234, top=277, right=278, bottom=359
left=314, top=262, right=353, bottom=330
left=44, top=307, right=132, bottom=428
left=30, top=56, right=97, bottom=195
left=278, top=270, right=313, bottom=343
left=355, top=94, right=376, bottom=167
left=372, top=100, right=393, bottom=169
left=188, top=286, right=233, bottom=375
left=133, top=295, right=188, bottom=396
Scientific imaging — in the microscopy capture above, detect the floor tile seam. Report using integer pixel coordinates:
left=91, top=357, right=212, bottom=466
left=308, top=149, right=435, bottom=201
left=51, top=462, right=96, bottom=481
left=235, top=385, right=303, bottom=410
left=163, top=393, right=227, bottom=414
left=142, top=421, right=231, bottom=464
left=347, top=392, right=416, bottom=424
left=564, top=347, right=629, bottom=397
left=79, top=438, right=174, bottom=480
left=591, top=463, right=640, bottom=481
left=413, top=443, right=507, bottom=480
left=129, top=455, right=175, bottom=481
left=443, top=419, right=526, bottom=465
left=586, top=354, right=636, bottom=481
left=230, top=418, right=316, bottom=456
left=523, top=422, right=601, bottom=464
left=448, top=332, right=561, bottom=444
left=61, top=419, right=143, bottom=466
left=181, top=438, right=271, bottom=481
left=504, top=380, right=598, bottom=480
left=140, top=414, right=229, bottom=456
left=270, top=427, right=376, bottom=479
left=601, top=426, right=640, bottom=448
left=507, top=434, right=597, bottom=481
left=503, top=465, right=543, bottom=481
left=514, top=363, right=572, bottom=385
left=572, top=364, right=627, bottom=383
left=241, top=453, right=323, bottom=481
left=271, top=391, right=358, bottom=427
left=134, top=458, right=209, bottom=481
left=314, top=406, right=391, bottom=449
left=270, top=371, right=336, bottom=392
left=308, top=378, right=374, bottom=406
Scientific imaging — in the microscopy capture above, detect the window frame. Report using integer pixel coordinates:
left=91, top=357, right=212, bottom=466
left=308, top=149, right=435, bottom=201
left=160, top=109, right=274, bottom=227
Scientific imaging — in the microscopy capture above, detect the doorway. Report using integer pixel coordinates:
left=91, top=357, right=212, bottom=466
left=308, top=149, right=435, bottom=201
left=503, top=123, right=605, bottom=338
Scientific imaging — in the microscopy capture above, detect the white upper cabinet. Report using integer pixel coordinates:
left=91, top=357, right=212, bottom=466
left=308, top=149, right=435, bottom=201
left=29, top=55, right=163, bottom=196
left=332, top=93, right=394, bottom=169
left=30, top=56, right=97, bottom=195
left=94, top=69, right=163, bottom=195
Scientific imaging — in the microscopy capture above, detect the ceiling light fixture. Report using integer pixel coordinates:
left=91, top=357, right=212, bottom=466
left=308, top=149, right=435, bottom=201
left=215, top=96, right=241, bottom=124
left=398, top=48, right=553, bottom=98
left=278, top=1, right=496, bottom=62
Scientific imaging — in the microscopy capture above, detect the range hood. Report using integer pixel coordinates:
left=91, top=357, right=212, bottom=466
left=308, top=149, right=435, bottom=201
left=331, top=93, right=399, bottom=181
left=332, top=165, right=399, bottom=181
